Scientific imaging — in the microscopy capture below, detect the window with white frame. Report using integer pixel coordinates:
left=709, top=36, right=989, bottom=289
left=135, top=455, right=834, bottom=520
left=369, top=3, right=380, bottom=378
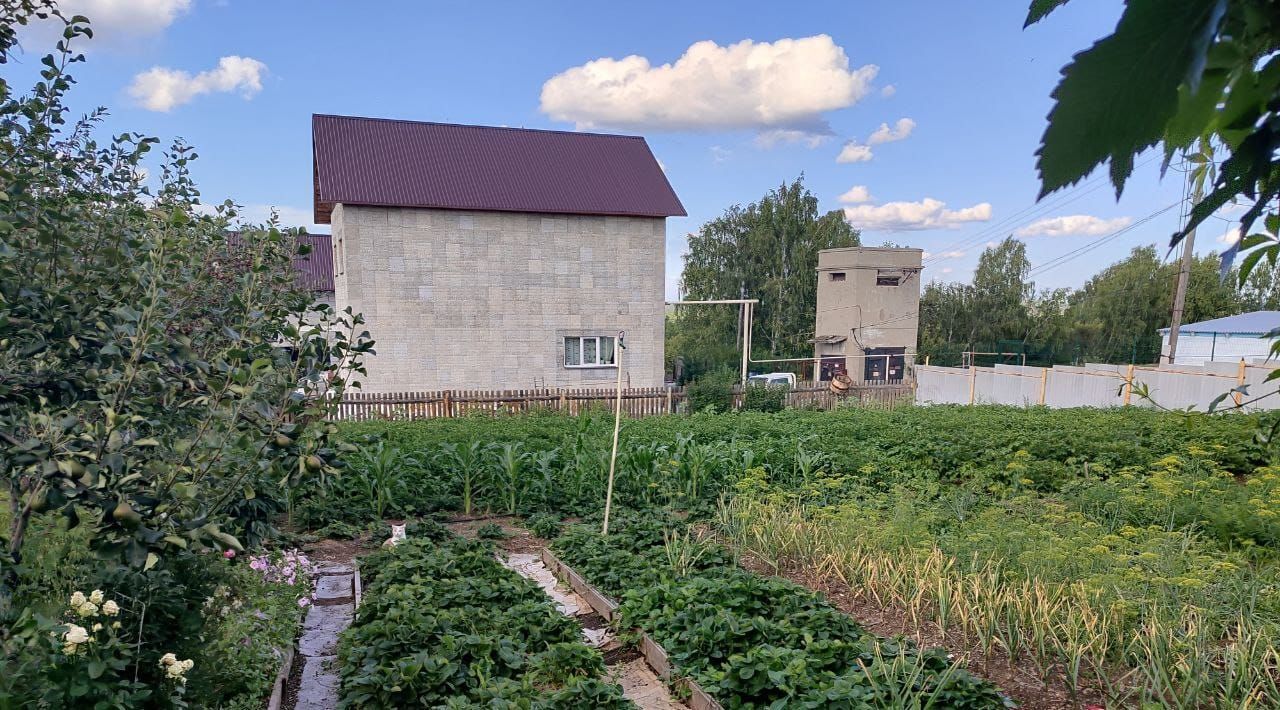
left=564, top=335, right=616, bottom=367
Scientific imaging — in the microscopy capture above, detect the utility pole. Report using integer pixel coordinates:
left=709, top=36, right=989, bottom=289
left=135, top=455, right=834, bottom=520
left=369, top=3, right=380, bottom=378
left=1167, top=161, right=1205, bottom=364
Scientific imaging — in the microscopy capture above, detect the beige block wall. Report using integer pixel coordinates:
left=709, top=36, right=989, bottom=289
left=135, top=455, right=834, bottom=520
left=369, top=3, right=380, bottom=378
left=331, top=204, right=666, bottom=392
left=814, top=246, right=923, bottom=369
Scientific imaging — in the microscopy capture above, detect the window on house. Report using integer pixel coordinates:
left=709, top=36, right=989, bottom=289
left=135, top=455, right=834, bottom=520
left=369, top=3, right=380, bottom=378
left=564, top=336, right=617, bottom=367
left=876, top=274, right=900, bottom=286
left=830, top=272, right=846, bottom=281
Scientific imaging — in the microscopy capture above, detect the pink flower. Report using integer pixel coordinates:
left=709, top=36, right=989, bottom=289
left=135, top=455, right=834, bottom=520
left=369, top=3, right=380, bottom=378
left=223, top=550, right=236, bottom=560
left=297, top=597, right=310, bottom=608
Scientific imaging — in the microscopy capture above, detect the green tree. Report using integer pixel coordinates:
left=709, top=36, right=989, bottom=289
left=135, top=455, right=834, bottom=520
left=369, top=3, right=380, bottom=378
left=971, top=238, right=1034, bottom=345
left=919, top=242, right=1241, bottom=365
left=1239, top=261, right=1280, bottom=310
left=0, top=3, right=374, bottom=600
left=675, top=177, right=859, bottom=371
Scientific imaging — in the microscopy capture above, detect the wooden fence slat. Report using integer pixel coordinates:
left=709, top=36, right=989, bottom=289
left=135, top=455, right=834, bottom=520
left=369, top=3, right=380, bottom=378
left=327, top=382, right=912, bottom=421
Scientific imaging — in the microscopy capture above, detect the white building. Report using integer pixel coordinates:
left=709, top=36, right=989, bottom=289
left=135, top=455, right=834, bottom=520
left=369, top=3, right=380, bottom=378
left=311, top=114, right=684, bottom=392
left=1159, top=310, right=1280, bottom=364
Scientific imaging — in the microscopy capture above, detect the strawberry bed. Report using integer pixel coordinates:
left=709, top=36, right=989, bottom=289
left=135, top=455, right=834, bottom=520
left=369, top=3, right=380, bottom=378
left=336, top=536, right=632, bottom=708
left=551, top=515, right=1013, bottom=709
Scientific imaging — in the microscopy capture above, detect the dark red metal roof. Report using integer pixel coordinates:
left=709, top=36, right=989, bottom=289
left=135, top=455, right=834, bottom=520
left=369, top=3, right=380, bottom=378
left=225, top=231, right=333, bottom=292
left=293, top=233, right=333, bottom=292
left=312, top=114, right=685, bottom=224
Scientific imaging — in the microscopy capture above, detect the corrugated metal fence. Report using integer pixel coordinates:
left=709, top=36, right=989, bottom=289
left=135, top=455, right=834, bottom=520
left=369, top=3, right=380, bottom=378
left=917, top=361, right=1280, bottom=411
left=330, top=382, right=913, bottom=421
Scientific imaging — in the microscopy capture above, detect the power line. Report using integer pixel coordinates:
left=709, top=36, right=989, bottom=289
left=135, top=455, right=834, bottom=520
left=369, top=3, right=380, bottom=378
left=1028, top=202, right=1180, bottom=279
left=920, top=154, right=1162, bottom=267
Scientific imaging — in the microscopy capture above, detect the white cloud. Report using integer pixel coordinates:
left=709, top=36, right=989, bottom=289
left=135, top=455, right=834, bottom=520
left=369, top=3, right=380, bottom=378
left=128, top=56, right=267, bottom=112
left=59, top=0, right=190, bottom=38
left=540, top=35, right=878, bottom=134
left=844, top=198, right=992, bottom=232
left=924, top=250, right=966, bottom=260
left=1015, top=214, right=1132, bottom=237
left=941, top=267, right=954, bottom=274
left=1217, top=227, right=1242, bottom=245
left=709, top=145, right=732, bottom=164
left=867, top=117, right=915, bottom=145
left=836, top=141, right=873, bottom=163
left=880, top=84, right=896, bottom=98
left=838, top=185, right=872, bottom=204
left=755, top=128, right=829, bottom=149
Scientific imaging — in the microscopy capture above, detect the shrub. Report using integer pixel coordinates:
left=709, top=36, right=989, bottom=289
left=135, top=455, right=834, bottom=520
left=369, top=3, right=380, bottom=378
left=743, top=382, right=789, bottom=413
left=685, top=370, right=738, bottom=413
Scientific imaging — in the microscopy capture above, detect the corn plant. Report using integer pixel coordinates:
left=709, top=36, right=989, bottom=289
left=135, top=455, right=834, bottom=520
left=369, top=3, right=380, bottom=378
left=437, top=440, right=491, bottom=515
left=491, top=442, right=529, bottom=514
left=350, top=441, right=416, bottom=520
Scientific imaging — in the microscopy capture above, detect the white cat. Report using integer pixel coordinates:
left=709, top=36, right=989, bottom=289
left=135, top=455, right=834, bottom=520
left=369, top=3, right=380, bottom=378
left=382, top=523, right=406, bottom=548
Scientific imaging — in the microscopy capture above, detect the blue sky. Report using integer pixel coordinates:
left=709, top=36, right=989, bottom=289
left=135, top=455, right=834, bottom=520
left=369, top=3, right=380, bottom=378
left=19, top=0, right=1238, bottom=299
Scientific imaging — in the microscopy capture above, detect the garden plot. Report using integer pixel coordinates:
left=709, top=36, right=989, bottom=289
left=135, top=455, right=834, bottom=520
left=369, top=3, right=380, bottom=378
left=316, top=406, right=1280, bottom=706
left=335, top=534, right=634, bottom=707
left=549, top=515, right=1013, bottom=709
left=502, top=552, right=682, bottom=709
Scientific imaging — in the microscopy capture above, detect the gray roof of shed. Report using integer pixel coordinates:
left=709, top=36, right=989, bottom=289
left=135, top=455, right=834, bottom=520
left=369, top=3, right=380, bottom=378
left=1158, top=310, right=1280, bottom=335
left=312, top=114, right=685, bottom=223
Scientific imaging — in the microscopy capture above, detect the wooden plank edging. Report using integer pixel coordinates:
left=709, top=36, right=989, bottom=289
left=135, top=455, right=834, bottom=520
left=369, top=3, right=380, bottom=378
left=538, top=548, right=723, bottom=710
left=353, top=560, right=362, bottom=610
left=265, top=644, right=294, bottom=710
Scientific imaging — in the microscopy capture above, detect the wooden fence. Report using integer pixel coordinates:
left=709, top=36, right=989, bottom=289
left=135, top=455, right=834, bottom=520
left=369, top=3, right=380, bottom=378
left=330, top=381, right=913, bottom=422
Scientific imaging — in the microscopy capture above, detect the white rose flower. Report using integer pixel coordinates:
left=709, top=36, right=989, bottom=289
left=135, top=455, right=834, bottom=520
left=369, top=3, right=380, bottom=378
left=63, top=624, right=89, bottom=645
left=76, top=601, right=98, bottom=617
left=102, top=600, right=120, bottom=616
left=159, top=652, right=177, bottom=667
left=91, top=623, right=103, bottom=632
left=88, top=590, right=104, bottom=604
left=62, top=642, right=79, bottom=655
left=69, top=591, right=86, bottom=608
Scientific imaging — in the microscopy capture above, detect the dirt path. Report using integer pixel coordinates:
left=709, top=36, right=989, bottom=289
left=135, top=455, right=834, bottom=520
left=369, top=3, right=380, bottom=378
left=501, top=552, right=682, bottom=709
left=284, top=560, right=356, bottom=710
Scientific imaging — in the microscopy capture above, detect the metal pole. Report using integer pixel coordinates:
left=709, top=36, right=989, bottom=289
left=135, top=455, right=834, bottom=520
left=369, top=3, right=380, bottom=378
left=739, top=302, right=749, bottom=385
left=601, top=331, right=625, bottom=536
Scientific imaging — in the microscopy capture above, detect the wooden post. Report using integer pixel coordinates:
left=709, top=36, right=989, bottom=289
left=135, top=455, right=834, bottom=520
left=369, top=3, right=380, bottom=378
left=1235, top=358, right=1246, bottom=406
left=443, top=390, right=453, bottom=417
left=602, top=332, right=625, bottom=536
left=666, top=386, right=673, bottom=414
left=1123, top=365, right=1135, bottom=406
left=1039, top=368, right=1048, bottom=405
left=924, top=355, right=930, bottom=366
left=968, top=365, right=977, bottom=405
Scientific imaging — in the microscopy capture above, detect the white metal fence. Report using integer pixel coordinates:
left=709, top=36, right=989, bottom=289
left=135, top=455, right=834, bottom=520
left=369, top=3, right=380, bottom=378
left=916, top=360, right=1280, bottom=411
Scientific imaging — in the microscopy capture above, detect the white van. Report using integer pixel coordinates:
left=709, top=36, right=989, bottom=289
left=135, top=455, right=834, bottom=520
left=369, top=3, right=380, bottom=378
left=747, top=372, right=797, bottom=387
